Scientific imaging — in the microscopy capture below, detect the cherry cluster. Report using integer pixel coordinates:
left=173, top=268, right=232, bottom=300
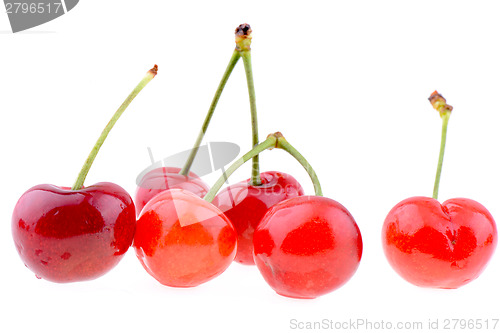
left=11, top=24, right=497, bottom=299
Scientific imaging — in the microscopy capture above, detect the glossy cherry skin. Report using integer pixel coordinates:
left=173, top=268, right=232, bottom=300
left=12, top=182, right=136, bottom=283
left=212, top=171, right=304, bottom=265
left=382, top=196, right=497, bottom=288
left=253, top=196, right=363, bottom=299
left=133, top=189, right=237, bottom=287
left=135, top=167, right=209, bottom=216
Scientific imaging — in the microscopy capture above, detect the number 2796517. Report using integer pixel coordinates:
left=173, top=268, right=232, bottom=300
left=5, top=2, right=63, bottom=14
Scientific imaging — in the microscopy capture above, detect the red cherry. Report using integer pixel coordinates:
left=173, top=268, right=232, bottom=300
left=12, top=182, right=136, bottom=283
left=11, top=66, right=157, bottom=283
left=212, top=171, right=304, bottom=265
left=135, top=167, right=209, bottom=216
left=133, top=189, right=237, bottom=287
left=382, top=196, right=497, bottom=288
left=382, top=92, right=499, bottom=288
left=253, top=196, right=363, bottom=299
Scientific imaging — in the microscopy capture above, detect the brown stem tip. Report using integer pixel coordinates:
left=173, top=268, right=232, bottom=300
left=429, top=90, right=452, bottom=115
left=235, top=23, right=252, bottom=37
left=149, top=65, right=158, bottom=76
left=235, top=23, right=253, bottom=51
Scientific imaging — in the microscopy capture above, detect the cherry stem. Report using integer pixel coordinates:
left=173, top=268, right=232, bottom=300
left=236, top=24, right=261, bottom=186
left=429, top=91, right=453, bottom=200
left=179, top=50, right=241, bottom=176
left=432, top=112, right=450, bottom=200
left=203, top=132, right=323, bottom=202
left=203, top=135, right=276, bottom=203
left=71, top=65, right=158, bottom=190
left=276, top=136, right=323, bottom=197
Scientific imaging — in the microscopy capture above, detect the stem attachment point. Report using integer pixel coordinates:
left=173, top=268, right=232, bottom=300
left=203, top=132, right=323, bottom=202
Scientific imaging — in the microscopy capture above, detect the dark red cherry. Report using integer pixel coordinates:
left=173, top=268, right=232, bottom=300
left=212, top=171, right=304, bottom=264
left=12, top=182, right=136, bottom=283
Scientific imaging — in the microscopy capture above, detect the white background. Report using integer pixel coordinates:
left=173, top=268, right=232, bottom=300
left=1, top=1, right=500, bottom=332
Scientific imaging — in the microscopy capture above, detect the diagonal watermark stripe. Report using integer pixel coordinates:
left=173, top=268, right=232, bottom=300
left=4, top=0, right=79, bottom=33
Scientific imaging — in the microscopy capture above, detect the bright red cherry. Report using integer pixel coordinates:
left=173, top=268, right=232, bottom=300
left=12, top=183, right=136, bottom=282
left=382, top=91, right=498, bottom=288
left=382, top=197, right=497, bottom=288
left=253, top=196, right=363, bottom=299
left=133, top=189, right=237, bottom=287
left=135, top=167, right=209, bottom=216
left=212, top=171, right=304, bottom=264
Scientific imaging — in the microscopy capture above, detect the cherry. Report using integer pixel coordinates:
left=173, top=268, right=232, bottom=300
left=383, top=197, right=497, bottom=288
left=133, top=189, right=237, bottom=287
left=12, top=66, right=158, bottom=282
left=205, top=132, right=362, bottom=298
left=212, top=171, right=304, bottom=264
left=253, top=196, right=363, bottom=299
left=12, top=183, right=135, bottom=282
left=382, top=91, right=498, bottom=288
left=135, top=167, right=208, bottom=216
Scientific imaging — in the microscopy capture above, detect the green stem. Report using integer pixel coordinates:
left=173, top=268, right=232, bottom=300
left=277, top=136, right=323, bottom=196
left=432, top=111, right=451, bottom=200
left=235, top=24, right=261, bottom=186
left=203, top=135, right=276, bottom=202
left=179, top=50, right=241, bottom=176
left=204, top=132, right=323, bottom=202
left=240, top=50, right=261, bottom=186
left=72, top=65, right=158, bottom=190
